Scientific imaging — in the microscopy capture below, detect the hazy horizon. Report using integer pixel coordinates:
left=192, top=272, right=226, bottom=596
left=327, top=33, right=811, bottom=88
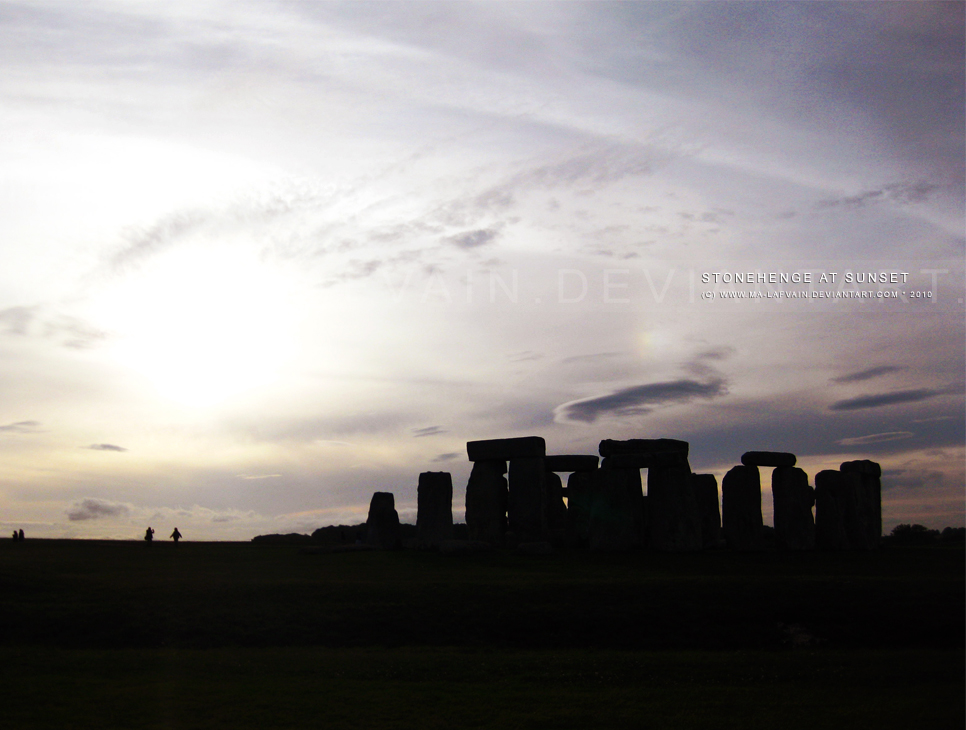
left=1, top=1, right=963, bottom=541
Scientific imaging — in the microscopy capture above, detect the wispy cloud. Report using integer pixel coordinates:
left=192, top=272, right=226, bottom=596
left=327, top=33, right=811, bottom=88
left=829, top=387, right=959, bottom=411
left=449, top=228, right=500, bottom=250
left=85, top=443, right=127, bottom=452
left=0, top=306, right=39, bottom=335
left=556, top=377, right=728, bottom=424
left=67, top=498, right=131, bottom=521
left=236, top=473, right=282, bottom=480
left=412, top=426, right=446, bottom=438
left=815, top=181, right=940, bottom=210
left=837, top=431, right=914, bottom=446
left=831, top=365, right=904, bottom=383
left=0, top=420, right=41, bottom=434
left=432, top=452, right=460, bottom=462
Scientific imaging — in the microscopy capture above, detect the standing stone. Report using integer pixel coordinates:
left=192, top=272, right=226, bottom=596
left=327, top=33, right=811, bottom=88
left=465, top=460, right=508, bottom=546
left=840, top=460, right=882, bottom=549
left=467, top=436, right=546, bottom=462
left=814, top=470, right=850, bottom=550
left=508, top=456, right=547, bottom=542
left=721, top=465, right=763, bottom=551
left=544, top=469, right=568, bottom=544
left=566, top=470, right=597, bottom=547
left=692, top=473, right=722, bottom=549
left=647, top=462, right=701, bottom=552
left=588, top=467, right=644, bottom=551
left=772, top=466, right=815, bottom=551
left=365, top=492, right=401, bottom=549
left=416, top=472, right=454, bottom=548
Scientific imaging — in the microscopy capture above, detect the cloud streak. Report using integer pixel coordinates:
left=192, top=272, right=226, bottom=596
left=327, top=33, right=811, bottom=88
left=831, top=366, right=905, bottom=384
left=829, top=387, right=960, bottom=411
left=85, top=444, right=127, bottom=452
left=556, top=378, right=728, bottom=424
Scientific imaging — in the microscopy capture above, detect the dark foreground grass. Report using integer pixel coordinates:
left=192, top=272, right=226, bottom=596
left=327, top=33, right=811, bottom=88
left=0, top=647, right=960, bottom=729
left=0, top=540, right=962, bottom=728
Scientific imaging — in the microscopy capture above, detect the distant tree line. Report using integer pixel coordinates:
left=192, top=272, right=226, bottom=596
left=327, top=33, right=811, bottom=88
left=884, top=524, right=965, bottom=547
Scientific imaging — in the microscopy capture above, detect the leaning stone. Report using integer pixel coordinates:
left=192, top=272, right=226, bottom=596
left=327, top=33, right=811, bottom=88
left=416, top=471, right=454, bottom=548
left=647, top=462, right=701, bottom=552
left=814, top=470, right=850, bottom=550
left=772, top=466, right=815, bottom=550
left=741, top=451, right=797, bottom=468
left=467, top=436, right=546, bottom=462
left=365, top=492, right=401, bottom=549
left=602, top=451, right=688, bottom=470
left=599, top=438, right=689, bottom=458
left=544, top=455, right=599, bottom=473
left=721, top=465, right=763, bottom=551
left=691, top=473, right=721, bottom=549
left=465, top=460, right=508, bottom=547
left=588, top=468, right=644, bottom=551
left=508, top=457, right=547, bottom=541
left=566, top=470, right=597, bottom=548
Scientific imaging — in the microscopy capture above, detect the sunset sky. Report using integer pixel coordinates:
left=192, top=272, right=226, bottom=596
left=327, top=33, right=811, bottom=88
left=1, top=0, right=963, bottom=540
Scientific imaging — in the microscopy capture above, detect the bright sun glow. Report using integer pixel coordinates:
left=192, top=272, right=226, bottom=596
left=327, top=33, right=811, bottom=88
left=92, top=243, right=300, bottom=407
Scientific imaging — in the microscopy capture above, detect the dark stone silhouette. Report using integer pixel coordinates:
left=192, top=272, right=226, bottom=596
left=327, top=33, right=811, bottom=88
left=565, top=469, right=597, bottom=547
left=814, top=470, right=850, bottom=550
left=416, top=471, right=454, bottom=548
left=647, top=462, right=701, bottom=552
left=543, top=455, right=599, bottom=472
left=464, top=460, right=508, bottom=546
left=144, top=527, right=154, bottom=542
left=840, top=460, right=881, bottom=549
left=170, top=527, right=182, bottom=543
left=741, top=451, right=797, bottom=468
left=17, top=528, right=24, bottom=542
left=589, top=467, right=644, bottom=551
left=544, top=469, right=568, bottom=544
left=772, top=466, right=815, bottom=550
left=365, top=492, right=401, bottom=549
left=602, top=451, right=688, bottom=469
left=508, top=457, right=547, bottom=541
left=721, top=465, right=763, bottom=550
left=11, top=531, right=17, bottom=542
left=599, top=438, right=689, bottom=459
left=467, top=436, right=546, bottom=462
left=691, top=473, right=722, bottom=549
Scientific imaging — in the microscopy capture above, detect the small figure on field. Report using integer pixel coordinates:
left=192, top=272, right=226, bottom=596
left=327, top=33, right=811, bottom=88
left=144, top=526, right=154, bottom=542
left=18, top=529, right=24, bottom=541
left=171, top=527, right=182, bottom=543
left=12, top=530, right=18, bottom=542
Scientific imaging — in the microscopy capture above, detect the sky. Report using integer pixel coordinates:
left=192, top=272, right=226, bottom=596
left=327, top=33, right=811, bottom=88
left=0, top=0, right=963, bottom=540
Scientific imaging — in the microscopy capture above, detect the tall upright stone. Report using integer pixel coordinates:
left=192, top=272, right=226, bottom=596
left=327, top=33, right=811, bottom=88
left=465, top=460, right=508, bottom=546
left=416, top=471, right=454, bottom=548
left=508, top=456, right=547, bottom=542
left=588, top=467, right=644, bottom=551
left=772, top=466, right=815, bottom=550
left=544, top=469, right=568, bottom=544
left=691, top=473, right=721, bottom=549
left=840, top=460, right=882, bottom=549
left=566, top=469, right=597, bottom=548
left=365, top=492, right=401, bottom=550
left=647, top=462, right=701, bottom=552
left=814, top=470, right=849, bottom=550
left=721, top=465, right=763, bottom=551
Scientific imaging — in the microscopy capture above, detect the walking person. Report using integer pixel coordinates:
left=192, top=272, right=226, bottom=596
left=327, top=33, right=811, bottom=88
left=170, top=527, right=182, bottom=543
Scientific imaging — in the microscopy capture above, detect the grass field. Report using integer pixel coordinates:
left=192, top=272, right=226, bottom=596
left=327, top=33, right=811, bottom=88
left=0, top=540, right=962, bottom=729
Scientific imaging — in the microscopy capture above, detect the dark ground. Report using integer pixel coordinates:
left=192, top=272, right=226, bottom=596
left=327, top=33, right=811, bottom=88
left=0, top=540, right=962, bottom=728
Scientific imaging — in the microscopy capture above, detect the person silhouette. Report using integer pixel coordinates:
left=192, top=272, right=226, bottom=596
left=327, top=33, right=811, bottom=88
left=11, top=530, right=18, bottom=542
left=170, top=527, right=182, bottom=543
left=18, top=529, right=23, bottom=542
left=144, top=526, right=154, bottom=542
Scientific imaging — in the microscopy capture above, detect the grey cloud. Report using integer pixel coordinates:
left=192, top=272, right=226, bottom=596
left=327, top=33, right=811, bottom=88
left=815, top=181, right=941, bottom=210
left=432, top=452, right=461, bottom=463
left=449, top=228, right=499, bottom=250
left=0, top=306, right=39, bottom=335
left=67, top=498, right=131, bottom=521
left=85, top=443, right=128, bottom=452
left=829, top=387, right=959, bottom=411
left=0, top=420, right=41, bottom=434
left=832, top=366, right=905, bottom=383
left=837, top=431, right=914, bottom=447
left=110, top=210, right=208, bottom=271
left=412, top=426, right=446, bottom=438
left=43, top=316, right=108, bottom=349
left=557, top=377, right=728, bottom=423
